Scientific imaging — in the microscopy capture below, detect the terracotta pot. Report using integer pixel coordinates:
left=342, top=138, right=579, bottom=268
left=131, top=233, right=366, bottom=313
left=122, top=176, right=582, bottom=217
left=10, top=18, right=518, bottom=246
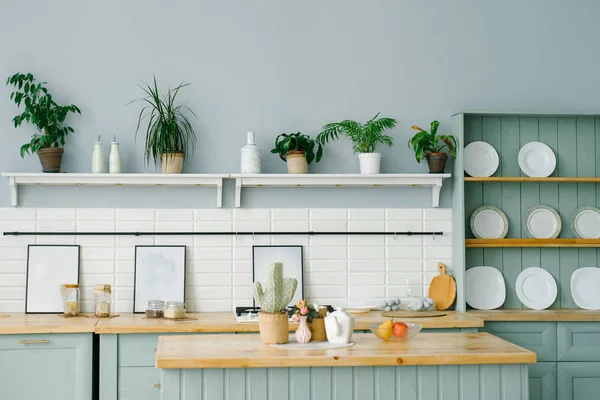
left=358, top=152, right=381, bottom=174
left=286, top=151, right=308, bottom=174
left=426, top=152, right=448, bottom=173
left=37, top=147, right=64, bottom=173
left=257, top=311, right=289, bottom=344
left=162, top=152, right=184, bottom=174
left=307, top=318, right=327, bottom=342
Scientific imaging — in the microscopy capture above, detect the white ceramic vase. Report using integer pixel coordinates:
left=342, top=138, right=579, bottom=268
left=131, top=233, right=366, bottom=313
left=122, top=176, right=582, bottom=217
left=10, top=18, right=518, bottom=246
left=241, top=131, right=261, bottom=174
left=295, top=316, right=312, bottom=344
left=92, top=139, right=104, bottom=173
left=358, top=153, right=381, bottom=174
left=109, top=140, right=121, bottom=173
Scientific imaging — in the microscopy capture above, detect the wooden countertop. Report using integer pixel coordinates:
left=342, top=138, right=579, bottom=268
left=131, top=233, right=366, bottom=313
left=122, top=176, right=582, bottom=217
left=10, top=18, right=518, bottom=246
left=155, top=332, right=536, bottom=369
left=95, top=311, right=483, bottom=334
left=467, top=309, right=600, bottom=322
left=0, top=314, right=98, bottom=334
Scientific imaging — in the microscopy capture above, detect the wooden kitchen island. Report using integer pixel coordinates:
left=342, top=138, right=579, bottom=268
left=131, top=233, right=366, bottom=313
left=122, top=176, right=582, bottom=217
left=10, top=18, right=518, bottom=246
left=156, top=332, right=536, bottom=400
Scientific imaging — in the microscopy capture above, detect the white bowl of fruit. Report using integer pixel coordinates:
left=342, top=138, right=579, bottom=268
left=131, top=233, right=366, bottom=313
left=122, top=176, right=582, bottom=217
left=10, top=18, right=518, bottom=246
left=370, top=320, right=422, bottom=342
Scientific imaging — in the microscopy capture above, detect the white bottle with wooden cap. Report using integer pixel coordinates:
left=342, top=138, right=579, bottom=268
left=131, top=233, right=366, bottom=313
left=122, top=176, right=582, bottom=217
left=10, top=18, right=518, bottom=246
left=240, top=131, right=261, bottom=174
left=109, top=135, right=121, bottom=173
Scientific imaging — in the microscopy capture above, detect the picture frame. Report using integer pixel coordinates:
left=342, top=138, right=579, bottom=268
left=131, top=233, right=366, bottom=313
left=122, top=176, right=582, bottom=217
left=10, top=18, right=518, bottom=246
left=25, top=245, right=81, bottom=314
left=133, top=245, right=187, bottom=313
left=252, top=245, right=304, bottom=308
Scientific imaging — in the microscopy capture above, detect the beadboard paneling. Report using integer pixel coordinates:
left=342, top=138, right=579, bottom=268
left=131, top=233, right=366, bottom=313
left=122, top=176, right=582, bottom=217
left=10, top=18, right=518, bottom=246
left=464, top=115, right=600, bottom=309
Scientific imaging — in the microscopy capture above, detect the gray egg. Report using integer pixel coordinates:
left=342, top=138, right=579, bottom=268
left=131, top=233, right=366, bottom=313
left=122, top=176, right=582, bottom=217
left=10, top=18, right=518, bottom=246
left=386, top=299, right=395, bottom=307
left=384, top=306, right=391, bottom=312
left=391, top=305, right=400, bottom=311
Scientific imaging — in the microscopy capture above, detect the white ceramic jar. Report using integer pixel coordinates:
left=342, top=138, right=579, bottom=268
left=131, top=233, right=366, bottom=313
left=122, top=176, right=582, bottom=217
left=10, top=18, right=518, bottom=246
left=241, top=131, right=261, bottom=174
left=109, top=137, right=121, bottom=173
left=92, top=137, right=105, bottom=173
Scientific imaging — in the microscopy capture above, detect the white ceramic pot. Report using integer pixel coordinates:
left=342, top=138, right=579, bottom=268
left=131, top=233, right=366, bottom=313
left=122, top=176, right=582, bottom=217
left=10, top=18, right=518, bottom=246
left=358, top=153, right=381, bottom=174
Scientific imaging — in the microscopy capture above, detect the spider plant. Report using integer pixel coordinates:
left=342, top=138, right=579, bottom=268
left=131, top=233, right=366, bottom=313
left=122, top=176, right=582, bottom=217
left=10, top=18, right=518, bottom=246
left=134, top=76, right=197, bottom=168
left=408, top=121, right=457, bottom=162
left=316, top=112, right=397, bottom=153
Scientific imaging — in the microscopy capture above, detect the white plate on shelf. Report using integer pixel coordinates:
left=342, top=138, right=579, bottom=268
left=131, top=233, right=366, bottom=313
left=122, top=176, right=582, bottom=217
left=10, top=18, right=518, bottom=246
left=518, top=142, right=556, bottom=177
left=465, top=266, right=506, bottom=310
left=571, top=268, right=600, bottom=310
left=470, top=206, right=509, bottom=239
left=524, top=205, right=562, bottom=239
left=464, top=141, right=499, bottom=177
left=515, top=267, right=557, bottom=310
left=571, top=207, right=600, bottom=239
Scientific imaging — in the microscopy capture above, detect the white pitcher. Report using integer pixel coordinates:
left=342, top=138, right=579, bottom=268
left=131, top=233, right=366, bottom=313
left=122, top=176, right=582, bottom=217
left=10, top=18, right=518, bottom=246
left=324, top=307, right=355, bottom=344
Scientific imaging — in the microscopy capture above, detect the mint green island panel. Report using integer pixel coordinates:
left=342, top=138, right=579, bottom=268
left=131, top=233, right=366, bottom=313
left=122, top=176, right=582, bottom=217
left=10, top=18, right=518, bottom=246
left=0, top=333, right=93, bottom=400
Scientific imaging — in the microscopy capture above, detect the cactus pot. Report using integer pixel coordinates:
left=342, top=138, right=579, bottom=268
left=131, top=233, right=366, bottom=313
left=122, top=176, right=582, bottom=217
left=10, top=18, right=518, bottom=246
left=258, top=311, right=289, bottom=344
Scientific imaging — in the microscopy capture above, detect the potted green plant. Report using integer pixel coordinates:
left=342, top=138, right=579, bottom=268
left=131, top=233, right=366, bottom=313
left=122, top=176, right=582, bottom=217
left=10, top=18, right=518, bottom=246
left=271, top=132, right=323, bottom=174
left=316, top=112, right=397, bottom=174
left=408, top=121, right=457, bottom=173
left=134, top=77, right=197, bottom=174
left=253, top=262, right=298, bottom=344
left=6, top=73, right=81, bottom=173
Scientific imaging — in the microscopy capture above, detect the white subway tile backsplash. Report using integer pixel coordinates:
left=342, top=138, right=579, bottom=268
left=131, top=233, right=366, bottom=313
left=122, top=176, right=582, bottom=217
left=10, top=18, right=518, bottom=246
left=0, top=207, right=451, bottom=312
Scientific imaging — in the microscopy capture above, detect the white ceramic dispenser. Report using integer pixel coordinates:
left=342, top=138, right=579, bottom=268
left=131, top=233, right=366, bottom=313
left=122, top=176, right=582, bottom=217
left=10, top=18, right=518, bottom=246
left=109, top=135, right=121, bottom=173
left=241, top=131, right=261, bottom=173
left=92, top=135, right=104, bottom=173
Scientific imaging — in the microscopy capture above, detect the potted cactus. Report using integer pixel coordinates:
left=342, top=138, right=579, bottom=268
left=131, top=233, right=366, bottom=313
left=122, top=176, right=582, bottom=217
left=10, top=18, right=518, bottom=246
left=253, top=262, right=298, bottom=344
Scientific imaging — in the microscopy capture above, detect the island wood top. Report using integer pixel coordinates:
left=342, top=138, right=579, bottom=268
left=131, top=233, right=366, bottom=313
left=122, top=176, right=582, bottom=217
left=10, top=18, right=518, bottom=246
left=95, top=311, right=483, bottom=334
left=467, top=309, right=600, bottom=321
left=155, top=332, right=536, bottom=369
left=0, top=313, right=98, bottom=334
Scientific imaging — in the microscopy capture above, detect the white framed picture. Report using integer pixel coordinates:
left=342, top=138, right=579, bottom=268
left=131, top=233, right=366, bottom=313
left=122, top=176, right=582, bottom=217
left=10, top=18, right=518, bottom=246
left=133, top=245, right=187, bottom=313
left=252, top=245, right=304, bottom=308
left=26, top=245, right=80, bottom=314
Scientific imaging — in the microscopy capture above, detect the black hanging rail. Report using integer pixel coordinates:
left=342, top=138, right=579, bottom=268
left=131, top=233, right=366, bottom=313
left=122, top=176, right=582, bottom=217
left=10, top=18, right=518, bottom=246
left=3, top=231, right=443, bottom=237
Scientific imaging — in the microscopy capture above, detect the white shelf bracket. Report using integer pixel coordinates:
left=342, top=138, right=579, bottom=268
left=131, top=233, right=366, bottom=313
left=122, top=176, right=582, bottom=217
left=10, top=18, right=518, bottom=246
left=216, top=178, right=223, bottom=208
left=431, top=179, right=443, bottom=208
left=235, top=178, right=242, bottom=208
left=8, top=176, right=17, bottom=207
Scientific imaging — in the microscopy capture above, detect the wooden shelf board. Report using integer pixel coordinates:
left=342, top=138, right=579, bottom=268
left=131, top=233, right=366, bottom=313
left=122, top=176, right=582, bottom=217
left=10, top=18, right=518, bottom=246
left=465, top=238, right=600, bottom=248
left=464, top=176, right=600, bottom=183
left=467, top=309, right=600, bottom=322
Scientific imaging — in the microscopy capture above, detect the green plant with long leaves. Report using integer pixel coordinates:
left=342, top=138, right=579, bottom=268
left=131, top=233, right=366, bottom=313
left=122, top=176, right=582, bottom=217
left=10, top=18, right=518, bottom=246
left=408, top=121, right=457, bottom=162
left=133, top=76, right=197, bottom=167
left=316, top=112, right=397, bottom=153
left=271, top=132, right=323, bottom=164
left=6, top=73, right=81, bottom=157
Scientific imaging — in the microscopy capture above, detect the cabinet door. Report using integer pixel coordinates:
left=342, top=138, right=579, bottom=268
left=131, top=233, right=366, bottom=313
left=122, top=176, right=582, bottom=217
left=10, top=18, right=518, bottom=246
left=558, top=362, right=600, bottom=400
left=483, top=322, right=557, bottom=361
left=558, top=322, right=600, bottom=361
left=118, top=367, right=161, bottom=400
left=529, top=362, right=557, bottom=400
left=0, top=333, right=92, bottom=400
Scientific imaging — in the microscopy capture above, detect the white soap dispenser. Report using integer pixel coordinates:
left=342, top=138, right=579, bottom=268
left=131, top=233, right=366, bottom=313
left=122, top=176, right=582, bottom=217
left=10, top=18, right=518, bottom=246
left=109, top=135, right=121, bottom=173
left=92, top=135, right=105, bottom=173
left=240, top=131, right=261, bottom=174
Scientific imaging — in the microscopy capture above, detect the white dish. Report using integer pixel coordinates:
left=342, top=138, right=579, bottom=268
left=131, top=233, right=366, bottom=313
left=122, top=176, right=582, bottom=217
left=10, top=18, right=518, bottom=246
left=571, top=207, right=600, bottom=239
left=571, top=268, right=600, bottom=310
left=518, top=142, right=556, bottom=177
left=524, top=205, right=562, bottom=239
left=465, top=266, right=506, bottom=310
left=464, top=141, right=499, bottom=177
left=343, top=305, right=375, bottom=315
left=470, top=206, right=509, bottom=239
left=516, top=267, right=557, bottom=310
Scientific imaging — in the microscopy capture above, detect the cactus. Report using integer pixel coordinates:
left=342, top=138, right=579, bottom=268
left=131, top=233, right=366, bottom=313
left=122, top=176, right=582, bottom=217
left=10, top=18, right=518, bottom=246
left=253, top=262, right=298, bottom=313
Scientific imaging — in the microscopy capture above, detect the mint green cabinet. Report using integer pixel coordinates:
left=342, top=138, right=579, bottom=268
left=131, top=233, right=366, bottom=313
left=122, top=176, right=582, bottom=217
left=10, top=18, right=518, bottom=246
left=0, top=333, right=92, bottom=400
left=558, top=323, right=600, bottom=361
left=558, top=362, right=600, bottom=400
left=482, top=322, right=557, bottom=361
left=118, top=367, right=161, bottom=400
left=529, top=362, right=557, bottom=400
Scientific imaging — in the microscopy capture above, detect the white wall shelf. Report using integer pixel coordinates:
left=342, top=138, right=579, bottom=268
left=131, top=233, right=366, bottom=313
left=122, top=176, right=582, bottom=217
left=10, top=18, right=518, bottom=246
left=230, top=173, right=451, bottom=208
left=1, top=173, right=228, bottom=208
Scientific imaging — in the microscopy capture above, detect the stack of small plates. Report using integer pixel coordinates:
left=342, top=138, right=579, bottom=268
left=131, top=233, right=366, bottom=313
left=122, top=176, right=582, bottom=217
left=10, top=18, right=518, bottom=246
left=516, top=267, right=557, bottom=310
left=518, top=142, right=556, bottom=177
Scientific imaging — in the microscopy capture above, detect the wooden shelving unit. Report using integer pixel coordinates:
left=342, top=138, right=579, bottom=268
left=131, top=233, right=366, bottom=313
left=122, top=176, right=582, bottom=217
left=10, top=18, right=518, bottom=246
left=466, top=238, right=600, bottom=248
left=464, top=176, right=600, bottom=183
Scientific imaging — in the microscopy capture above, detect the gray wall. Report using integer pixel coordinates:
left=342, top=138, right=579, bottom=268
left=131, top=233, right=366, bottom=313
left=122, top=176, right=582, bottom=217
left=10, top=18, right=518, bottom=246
left=1, top=0, right=599, bottom=208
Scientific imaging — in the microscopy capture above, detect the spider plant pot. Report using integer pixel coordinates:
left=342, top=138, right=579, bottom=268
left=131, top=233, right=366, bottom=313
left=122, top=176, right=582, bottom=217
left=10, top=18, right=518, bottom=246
left=358, top=152, right=381, bottom=174
left=37, top=148, right=64, bottom=173
left=426, top=152, right=448, bottom=173
left=161, top=152, right=185, bottom=174
left=258, top=311, right=289, bottom=344
left=286, top=151, right=308, bottom=174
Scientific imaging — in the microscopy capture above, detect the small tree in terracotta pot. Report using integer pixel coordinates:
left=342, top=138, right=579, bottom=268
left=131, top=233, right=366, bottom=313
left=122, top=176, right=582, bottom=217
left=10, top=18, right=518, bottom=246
left=6, top=73, right=81, bottom=173
left=253, top=262, right=298, bottom=344
left=271, top=132, right=323, bottom=174
left=408, top=121, right=457, bottom=173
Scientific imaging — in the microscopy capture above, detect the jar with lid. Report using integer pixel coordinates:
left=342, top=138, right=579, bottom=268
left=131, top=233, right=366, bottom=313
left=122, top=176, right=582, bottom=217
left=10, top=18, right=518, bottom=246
left=61, top=284, right=80, bottom=316
left=164, top=301, right=186, bottom=319
left=145, top=300, right=165, bottom=318
left=94, top=284, right=112, bottom=317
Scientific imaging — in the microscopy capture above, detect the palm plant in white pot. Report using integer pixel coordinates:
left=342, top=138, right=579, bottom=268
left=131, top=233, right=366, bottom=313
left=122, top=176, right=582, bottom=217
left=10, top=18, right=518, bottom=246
left=316, top=113, right=397, bottom=174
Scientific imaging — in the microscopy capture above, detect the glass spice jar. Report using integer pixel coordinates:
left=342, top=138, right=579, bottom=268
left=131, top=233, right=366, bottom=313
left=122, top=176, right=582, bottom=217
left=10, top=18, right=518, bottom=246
left=145, top=300, right=165, bottom=318
left=94, top=284, right=112, bottom=317
left=61, top=284, right=80, bottom=316
left=164, top=301, right=186, bottom=319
